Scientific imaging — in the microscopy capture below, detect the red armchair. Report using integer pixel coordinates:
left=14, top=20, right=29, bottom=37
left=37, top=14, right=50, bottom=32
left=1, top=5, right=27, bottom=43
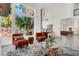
left=12, top=34, right=29, bottom=50
left=36, top=32, right=48, bottom=42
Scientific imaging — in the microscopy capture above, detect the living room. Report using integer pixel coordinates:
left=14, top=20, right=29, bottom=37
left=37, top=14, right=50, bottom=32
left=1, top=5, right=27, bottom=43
left=1, top=3, right=79, bottom=56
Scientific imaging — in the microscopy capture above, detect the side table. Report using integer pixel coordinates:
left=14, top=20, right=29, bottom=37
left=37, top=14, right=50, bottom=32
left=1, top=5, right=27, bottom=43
left=28, top=37, right=34, bottom=44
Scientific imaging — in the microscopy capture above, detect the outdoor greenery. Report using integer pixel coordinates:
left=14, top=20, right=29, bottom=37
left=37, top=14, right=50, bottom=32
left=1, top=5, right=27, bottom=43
left=1, top=16, right=12, bottom=27
left=15, top=15, right=34, bottom=35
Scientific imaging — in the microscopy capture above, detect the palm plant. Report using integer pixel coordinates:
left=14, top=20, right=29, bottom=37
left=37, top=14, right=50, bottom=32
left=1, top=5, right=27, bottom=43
left=15, top=16, right=34, bottom=35
left=45, top=36, right=56, bottom=48
left=23, top=16, right=34, bottom=35
left=15, top=16, right=24, bottom=29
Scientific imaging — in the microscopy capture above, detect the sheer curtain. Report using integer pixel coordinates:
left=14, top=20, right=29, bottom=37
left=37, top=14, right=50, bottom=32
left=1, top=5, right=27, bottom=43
left=0, top=16, right=1, bottom=55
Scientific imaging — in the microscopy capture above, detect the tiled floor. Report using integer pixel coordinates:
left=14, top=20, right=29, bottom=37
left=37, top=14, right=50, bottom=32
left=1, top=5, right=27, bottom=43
left=1, top=45, right=15, bottom=56
left=1, top=34, right=79, bottom=56
left=1, top=40, right=42, bottom=56
left=58, top=35, right=79, bottom=50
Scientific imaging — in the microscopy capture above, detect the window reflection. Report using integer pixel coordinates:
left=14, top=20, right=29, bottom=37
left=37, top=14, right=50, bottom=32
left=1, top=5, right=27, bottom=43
left=0, top=16, right=12, bottom=36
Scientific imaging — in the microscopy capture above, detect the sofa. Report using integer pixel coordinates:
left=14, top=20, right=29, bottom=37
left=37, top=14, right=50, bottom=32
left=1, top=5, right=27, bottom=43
left=60, top=31, right=73, bottom=36
left=60, top=31, right=69, bottom=36
left=12, top=34, right=29, bottom=50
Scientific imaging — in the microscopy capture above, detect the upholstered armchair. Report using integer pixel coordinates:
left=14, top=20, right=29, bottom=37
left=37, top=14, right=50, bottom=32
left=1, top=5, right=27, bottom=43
left=36, top=32, right=48, bottom=42
left=12, top=34, right=29, bottom=50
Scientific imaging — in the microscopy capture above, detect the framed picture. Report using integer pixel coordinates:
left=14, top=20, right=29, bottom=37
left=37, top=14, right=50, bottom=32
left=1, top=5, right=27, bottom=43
left=46, top=24, right=53, bottom=33
left=73, top=8, right=79, bottom=16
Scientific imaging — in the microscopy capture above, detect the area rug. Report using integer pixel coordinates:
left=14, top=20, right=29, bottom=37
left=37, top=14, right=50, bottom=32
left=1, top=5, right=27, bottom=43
left=7, top=46, right=79, bottom=56
left=7, top=42, right=44, bottom=56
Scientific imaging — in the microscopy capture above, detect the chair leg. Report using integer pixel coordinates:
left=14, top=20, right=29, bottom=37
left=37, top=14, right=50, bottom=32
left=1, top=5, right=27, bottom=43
left=15, top=46, right=17, bottom=50
left=27, top=44, right=28, bottom=47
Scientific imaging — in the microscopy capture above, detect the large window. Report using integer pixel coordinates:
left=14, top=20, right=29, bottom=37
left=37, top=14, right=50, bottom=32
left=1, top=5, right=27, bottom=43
left=15, top=15, right=34, bottom=35
left=15, top=4, right=34, bottom=35
left=0, top=15, right=12, bottom=36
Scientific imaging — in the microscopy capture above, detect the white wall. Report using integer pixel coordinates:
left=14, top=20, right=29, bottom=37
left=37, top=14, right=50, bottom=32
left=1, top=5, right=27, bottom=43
left=45, top=3, right=74, bottom=36
left=24, top=3, right=74, bottom=36
left=11, top=3, right=74, bottom=36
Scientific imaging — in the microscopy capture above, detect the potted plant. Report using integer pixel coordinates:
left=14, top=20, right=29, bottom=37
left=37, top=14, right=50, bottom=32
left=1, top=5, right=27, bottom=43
left=45, top=35, right=56, bottom=48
